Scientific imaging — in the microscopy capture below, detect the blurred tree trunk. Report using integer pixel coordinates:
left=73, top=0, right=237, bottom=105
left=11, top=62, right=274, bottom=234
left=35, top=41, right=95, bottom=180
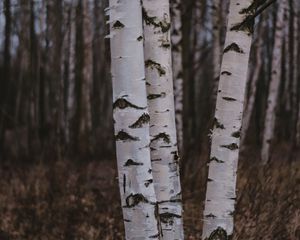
left=181, top=0, right=194, bottom=158
left=28, top=0, right=39, bottom=155
left=171, top=0, right=184, bottom=155
left=295, top=1, right=300, bottom=147
left=0, top=0, right=11, bottom=155
left=202, top=0, right=255, bottom=238
left=291, top=0, right=299, bottom=147
left=66, top=1, right=76, bottom=146
left=74, top=0, right=92, bottom=154
left=241, top=16, right=265, bottom=146
left=211, top=0, right=222, bottom=106
left=142, top=0, right=184, bottom=238
left=261, top=0, right=286, bottom=164
left=48, top=0, right=64, bottom=155
left=109, top=0, right=159, bottom=238
left=81, top=0, right=93, bottom=152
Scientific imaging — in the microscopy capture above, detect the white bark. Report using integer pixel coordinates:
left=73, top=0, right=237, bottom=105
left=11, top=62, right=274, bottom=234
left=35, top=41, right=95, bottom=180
left=261, top=0, right=286, bottom=164
left=170, top=0, right=184, bottom=155
left=108, top=0, right=159, bottom=239
left=142, top=1, right=184, bottom=239
left=202, top=0, right=254, bottom=238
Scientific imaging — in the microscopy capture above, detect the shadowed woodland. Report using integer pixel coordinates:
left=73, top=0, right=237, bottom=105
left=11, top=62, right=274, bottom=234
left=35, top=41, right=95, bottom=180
left=0, top=0, right=299, bottom=239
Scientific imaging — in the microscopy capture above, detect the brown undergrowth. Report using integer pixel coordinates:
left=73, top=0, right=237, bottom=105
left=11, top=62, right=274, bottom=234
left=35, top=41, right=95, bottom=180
left=0, top=145, right=299, bottom=239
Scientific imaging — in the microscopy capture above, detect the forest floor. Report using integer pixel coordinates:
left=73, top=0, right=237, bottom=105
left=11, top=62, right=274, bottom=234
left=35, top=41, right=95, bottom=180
left=0, top=144, right=299, bottom=240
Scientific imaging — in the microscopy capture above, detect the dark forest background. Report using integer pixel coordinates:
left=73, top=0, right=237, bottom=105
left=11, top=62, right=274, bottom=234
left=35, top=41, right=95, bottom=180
left=0, top=0, right=299, bottom=239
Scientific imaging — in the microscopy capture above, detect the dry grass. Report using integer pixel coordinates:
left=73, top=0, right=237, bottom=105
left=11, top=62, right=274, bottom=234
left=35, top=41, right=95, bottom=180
left=0, top=145, right=299, bottom=239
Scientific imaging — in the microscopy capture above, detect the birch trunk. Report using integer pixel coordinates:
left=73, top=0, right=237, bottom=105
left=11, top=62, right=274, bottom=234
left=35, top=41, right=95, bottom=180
left=142, top=0, right=184, bottom=239
left=261, top=0, right=286, bottom=164
left=108, top=0, right=159, bottom=239
left=170, top=0, right=184, bottom=155
left=202, top=0, right=254, bottom=238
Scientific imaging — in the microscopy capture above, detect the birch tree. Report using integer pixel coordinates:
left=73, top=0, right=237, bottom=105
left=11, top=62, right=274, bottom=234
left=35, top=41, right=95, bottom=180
left=142, top=0, right=184, bottom=239
left=171, top=0, right=184, bottom=154
left=261, top=0, right=286, bottom=164
left=108, top=0, right=159, bottom=238
left=202, top=0, right=256, bottom=238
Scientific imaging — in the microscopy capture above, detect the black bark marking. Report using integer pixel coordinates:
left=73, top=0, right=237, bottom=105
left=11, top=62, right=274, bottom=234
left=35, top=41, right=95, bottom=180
left=221, top=71, right=232, bottom=76
left=231, top=0, right=274, bottom=35
left=147, top=92, right=166, bottom=100
left=210, top=157, right=225, bottom=163
left=207, top=178, right=213, bottom=182
left=124, top=159, right=143, bottom=167
left=161, top=42, right=171, bottom=48
left=171, top=151, right=180, bottom=163
left=214, top=118, right=225, bottom=129
left=151, top=158, right=162, bottom=162
left=113, top=20, right=125, bottom=29
left=125, top=193, right=149, bottom=208
left=144, top=179, right=153, bottom=187
left=149, top=233, right=160, bottom=239
left=124, top=219, right=131, bottom=222
left=222, top=97, right=237, bottom=101
left=206, top=227, right=228, bottom=240
left=230, top=15, right=254, bottom=34
left=145, top=59, right=166, bottom=76
left=228, top=211, right=235, bottom=216
left=224, top=43, right=244, bottom=53
left=231, top=130, right=241, bottom=138
left=205, top=213, right=216, bottom=218
left=137, top=36, right=143, bottom=41
left=159, top=212, right=182, bottom=225
left=221, top=143, right=239, bottom=150
left=129, top=113, right=150, bottom=128
left=142, top=7, right=171, bottom=33
left=151, top=133, right=171, bottom=144
left=115, top=131, right=139, bottom=142
left=123, top=174, right=126, bottom=193
left=239, top=1, right=259, bottom=14
left=113, top=98, right=146, bottom=110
